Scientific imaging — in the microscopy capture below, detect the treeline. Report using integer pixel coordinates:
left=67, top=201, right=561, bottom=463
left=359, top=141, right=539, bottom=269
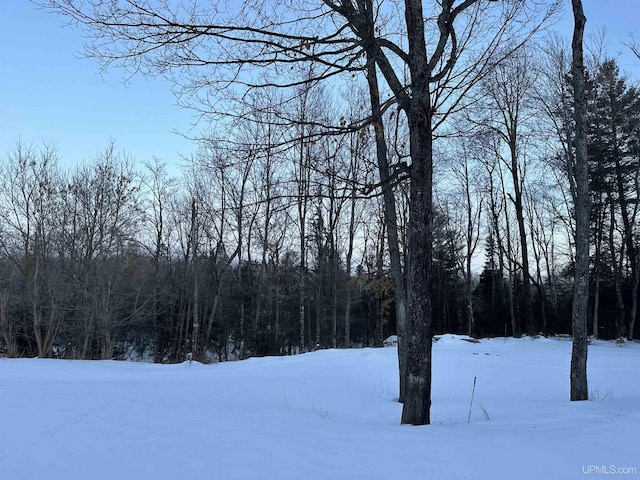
left=0, top=141, right=395, bottom=361
left=1, top=51, right=638, bottom=361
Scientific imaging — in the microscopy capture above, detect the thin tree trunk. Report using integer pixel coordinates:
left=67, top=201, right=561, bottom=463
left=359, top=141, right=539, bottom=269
left=592, top=201, right=604, bottom=338
left=629, top=257, right=639, bottom=340
left=275, top=282, right=281, bottom=353
left=509, top=143, right=535, bottom=334
left=609, top=201, right=626, bottom=338
left=330, top=241, right=338, bottom=349
left=592, top=275, right=600, bottom=338
left=315, top=282, right=322, bottom=348
left=499, top=169, right=519, bottom=337
left=365, top=50, right=407, bottom=402
left=298, top=139, right=309, bottom=353
left=0, top=295, right=17, bottom=357
left=190, top=198, right=201, bottom=362
left=463, top=160, right=479, bottom=337
left=343, top=153, right=357, bottom=348
left=486, top=167, right=508, bottom=334
left=344, top=195, right=355, bottom=349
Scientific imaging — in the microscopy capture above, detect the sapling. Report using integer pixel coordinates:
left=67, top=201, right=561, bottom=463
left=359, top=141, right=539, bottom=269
left=467, top=376, right=477, bottom=424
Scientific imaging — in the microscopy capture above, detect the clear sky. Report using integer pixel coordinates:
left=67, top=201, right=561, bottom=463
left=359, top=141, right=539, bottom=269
left=0, top=1, right=198, bottom=169
left=0, top=1, right=638, bottom=170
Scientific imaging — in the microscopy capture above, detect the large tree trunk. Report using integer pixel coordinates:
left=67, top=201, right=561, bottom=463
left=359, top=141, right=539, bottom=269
left=570, top=0, right=589, bottom=402
left=400, top=0, right=434, bottom=425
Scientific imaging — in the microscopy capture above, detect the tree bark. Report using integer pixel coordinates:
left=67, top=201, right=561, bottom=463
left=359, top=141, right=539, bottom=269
left=400, top=0, right=434, bottom=426
left=570, top=0, right=589, bottom=402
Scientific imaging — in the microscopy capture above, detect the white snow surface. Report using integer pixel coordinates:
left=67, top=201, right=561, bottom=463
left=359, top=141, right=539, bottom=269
left=2, top=335, right=639, bottom=479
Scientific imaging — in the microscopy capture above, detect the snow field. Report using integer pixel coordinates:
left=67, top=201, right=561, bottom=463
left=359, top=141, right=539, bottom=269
left=1, top=335, right=639, bottom=480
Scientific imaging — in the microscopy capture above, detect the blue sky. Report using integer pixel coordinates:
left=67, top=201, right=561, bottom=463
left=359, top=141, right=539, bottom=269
left=0, top=1, right=197, bottom=169
left=0, top=1, right=638, bottom=170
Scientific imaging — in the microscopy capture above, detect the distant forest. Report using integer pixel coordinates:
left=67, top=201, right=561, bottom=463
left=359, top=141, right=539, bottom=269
left=1, top=49, right=638, bottom=362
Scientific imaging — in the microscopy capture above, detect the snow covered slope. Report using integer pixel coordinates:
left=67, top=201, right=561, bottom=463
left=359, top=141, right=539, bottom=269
left=1, top=336, right=639, bottom=479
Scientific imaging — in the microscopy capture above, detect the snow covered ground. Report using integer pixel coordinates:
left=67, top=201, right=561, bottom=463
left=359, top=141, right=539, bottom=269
left=1, top=335, right=639, bottom=480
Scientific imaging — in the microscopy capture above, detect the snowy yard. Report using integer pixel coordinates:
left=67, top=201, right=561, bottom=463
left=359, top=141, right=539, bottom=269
left=1, top=335, right=639, bottom=480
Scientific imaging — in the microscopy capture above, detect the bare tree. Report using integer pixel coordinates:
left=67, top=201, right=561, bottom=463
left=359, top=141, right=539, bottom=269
left=524, top=181, right=559, bottom=333
left=77, top=146, right=142, bottom=359
left=342, top=115, right=364, bottom=349
left=246, top=104, right=286, bottom=354
left=141, top=158, right=178, bottom=361
left=0, top=293, right=17, bottom=357
left=472, top=46, right=540, bottom=334
left=326, top=0, right=557, bottom=424
left=479, top=137, right=519, bottom=336
left=323, top=137, right=350, bottom=349
left=447, top=140, right=484, bottom=337
left=627, top=36, right=640, bottom=61
left=40, top=0, right=557, bottom=424
left=570, top=0, right=589, bottom=402
left=0, top=142, right=63, bottom=358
